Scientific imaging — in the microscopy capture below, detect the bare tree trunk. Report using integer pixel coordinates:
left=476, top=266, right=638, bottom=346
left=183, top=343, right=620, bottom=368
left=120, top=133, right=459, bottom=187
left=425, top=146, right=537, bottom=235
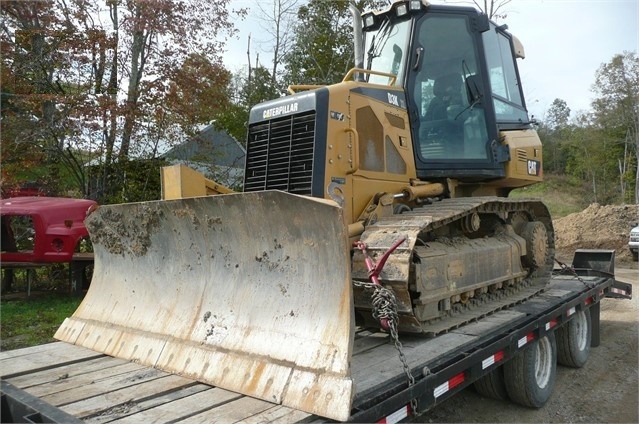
left=635, top=117, right=639, bottom=204
left=635, top=134, right=639, bottom=204
left=246, top=33, right=252, bottom=90
left=119, top=4, right=150, bottom=161
left=104, top=0, right=119, bottom=168
left=619, top=158, right=626, bottom=203
left=257, top=0, right=298, bottom=90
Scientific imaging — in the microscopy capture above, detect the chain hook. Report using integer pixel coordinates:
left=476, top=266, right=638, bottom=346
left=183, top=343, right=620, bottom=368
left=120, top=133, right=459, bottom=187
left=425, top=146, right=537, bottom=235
left=353, top=237, right=406, bottom=330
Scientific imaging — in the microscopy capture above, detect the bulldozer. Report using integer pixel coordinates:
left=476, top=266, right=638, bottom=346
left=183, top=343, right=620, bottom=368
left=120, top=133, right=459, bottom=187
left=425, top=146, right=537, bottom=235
left=55, top=0, right=554, bottom=421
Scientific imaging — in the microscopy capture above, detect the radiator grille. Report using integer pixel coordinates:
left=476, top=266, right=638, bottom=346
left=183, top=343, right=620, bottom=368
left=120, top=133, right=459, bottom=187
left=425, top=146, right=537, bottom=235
left=244, top=111, right=316, bottom=195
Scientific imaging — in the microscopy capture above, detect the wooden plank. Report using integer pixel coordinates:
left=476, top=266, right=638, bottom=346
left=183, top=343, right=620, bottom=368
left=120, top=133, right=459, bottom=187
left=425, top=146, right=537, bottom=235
left=237, top=404, right=312, bottom=423
left=1, top=343, right=104, bottom=377
left=352, top=332, right=476, bottom=393
left=7, top=356, right=129, bottom=390
left=24, top=362, right=149, bottom=399
left=62, top=374, right=196, bottom=418
left=109, top=387, right=242, bottom=423
left=353, top=331, right=391, bottom=355
left=84, top=384, right=210, bottom=424
left=40, top=366, right=166, bottom=406
left=0, top=342, right=96, bottom=361
left=0, top=343, right=61, bottom=360
left=179, top=395, right=275, bottom=423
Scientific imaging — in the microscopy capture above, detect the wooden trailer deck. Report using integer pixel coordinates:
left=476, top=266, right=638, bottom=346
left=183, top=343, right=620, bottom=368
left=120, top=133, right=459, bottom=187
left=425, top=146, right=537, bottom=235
left=1, top=274, right=626, bottom=423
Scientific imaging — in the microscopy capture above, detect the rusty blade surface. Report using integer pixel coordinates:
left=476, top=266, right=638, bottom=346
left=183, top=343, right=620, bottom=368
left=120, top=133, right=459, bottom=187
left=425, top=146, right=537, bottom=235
left=55, top=191, right=355, bottom=421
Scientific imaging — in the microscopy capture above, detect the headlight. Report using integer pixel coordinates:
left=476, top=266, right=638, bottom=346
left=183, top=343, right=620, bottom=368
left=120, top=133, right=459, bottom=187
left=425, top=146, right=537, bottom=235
left=396, top=3, right=408, bottom=16
left=52, top=238, right=64, bottom=252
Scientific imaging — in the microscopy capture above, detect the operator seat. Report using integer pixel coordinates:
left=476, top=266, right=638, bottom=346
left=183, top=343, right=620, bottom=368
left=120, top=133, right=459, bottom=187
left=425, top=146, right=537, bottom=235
left=421, top=73, right=464, bottom=157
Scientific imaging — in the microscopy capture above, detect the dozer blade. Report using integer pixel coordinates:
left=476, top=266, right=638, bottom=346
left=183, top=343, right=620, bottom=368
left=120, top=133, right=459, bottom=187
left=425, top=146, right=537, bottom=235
left=55, top=191, right=354, bottom=421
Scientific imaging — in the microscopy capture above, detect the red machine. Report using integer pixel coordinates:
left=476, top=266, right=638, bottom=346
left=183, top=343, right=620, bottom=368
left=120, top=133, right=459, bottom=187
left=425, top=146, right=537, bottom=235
left=1, top=197, right=97, bottom=263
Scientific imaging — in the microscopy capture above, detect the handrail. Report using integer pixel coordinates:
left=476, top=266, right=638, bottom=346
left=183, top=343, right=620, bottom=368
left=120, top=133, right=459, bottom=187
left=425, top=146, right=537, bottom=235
left=287, top=68, right=398, bottom=94
left=343, top=68, right=397, bottom=86
left=344, top=127, right=360, bottom=174
left=287, top=84, right=326, bottom=94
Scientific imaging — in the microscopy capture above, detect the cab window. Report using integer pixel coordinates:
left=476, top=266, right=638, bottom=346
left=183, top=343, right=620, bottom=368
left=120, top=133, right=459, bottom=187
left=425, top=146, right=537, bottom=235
left=482, top=26, right=528, bottom=123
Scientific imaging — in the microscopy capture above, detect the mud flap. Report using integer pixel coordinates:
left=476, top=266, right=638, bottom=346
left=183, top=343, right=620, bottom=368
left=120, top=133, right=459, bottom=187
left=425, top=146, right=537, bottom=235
left=572, top=249, right=615, bottom=274
left=54, top=191, right=355, bottom=421
left=571, top=249, right=632, bottom=300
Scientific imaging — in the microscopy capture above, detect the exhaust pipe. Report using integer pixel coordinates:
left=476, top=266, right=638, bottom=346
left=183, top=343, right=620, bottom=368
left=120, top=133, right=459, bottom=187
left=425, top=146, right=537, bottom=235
left=349, top=2, right=364, bottom=80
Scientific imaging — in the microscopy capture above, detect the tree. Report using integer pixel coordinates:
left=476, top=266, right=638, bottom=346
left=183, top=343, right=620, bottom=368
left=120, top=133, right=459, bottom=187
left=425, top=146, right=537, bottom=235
left=563, top=117, right=622, bottom=205
left=471, top=0, right=512, bottom=19
left=165, top=53, right=232, bottom=136
left=545, top=98, right=571, bottom=130
left=443, top=0, right=513, bottom=19
left=591, top=51, right=639, bottom=204
left=1, top=0, right=243, bottom=202
left=0, top=1, right=78, bottom=193
left=101, top=0, right=239, bottom=161
left=282, top=0, right=352, bottom=86
left=255, top=0, right=300, bottom=91
left=282, top=1, right=384, bottom=87
left=215, top=65, right=279, bottom=145
left=537, top=98, right=572, bottom=174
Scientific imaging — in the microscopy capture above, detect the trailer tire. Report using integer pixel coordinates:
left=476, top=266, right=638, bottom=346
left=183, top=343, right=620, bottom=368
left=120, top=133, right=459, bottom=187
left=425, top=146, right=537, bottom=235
left=504, top=332, right=557, bottom=408
left=557, top=308, right=591, bottom=368
left=474, top=366, right=508, bottom=400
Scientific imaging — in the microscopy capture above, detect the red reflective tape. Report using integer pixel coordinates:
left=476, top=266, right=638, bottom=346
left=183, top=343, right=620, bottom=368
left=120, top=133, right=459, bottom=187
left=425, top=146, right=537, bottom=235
left=434, top=372, right=466, bottom=398
left=482, top=350, right=505, bottom=369
left=585, top=296, right=593, bottom=305
left=545, top=318, right=558, bottom=331
left=449, top=372, right=465, bottom=389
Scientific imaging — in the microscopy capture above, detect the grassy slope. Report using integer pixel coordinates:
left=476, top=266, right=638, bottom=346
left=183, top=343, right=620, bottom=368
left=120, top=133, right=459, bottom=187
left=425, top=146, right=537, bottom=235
left=509, top=174, right=586, bottom=218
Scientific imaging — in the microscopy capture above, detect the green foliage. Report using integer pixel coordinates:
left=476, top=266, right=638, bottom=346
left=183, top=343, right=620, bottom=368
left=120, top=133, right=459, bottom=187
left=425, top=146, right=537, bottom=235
left=215, top=66, right=279, bottom=145
left=1, top=0, right=240, bottom=200
left=87, top=158, right=169, bottom=204
left=282, top=0, right=353, bottom=86
left=215, top=103, right=250, bottom=145
left=536, top=52, right=638, bottom=205
left=591, top=51, right=639, bottom=203
left=544, top=98, right=571, bottom=130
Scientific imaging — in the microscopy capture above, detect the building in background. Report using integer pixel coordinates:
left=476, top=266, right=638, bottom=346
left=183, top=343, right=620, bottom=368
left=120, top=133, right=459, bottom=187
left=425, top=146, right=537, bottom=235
left=162, top=124, right=246, bottom=190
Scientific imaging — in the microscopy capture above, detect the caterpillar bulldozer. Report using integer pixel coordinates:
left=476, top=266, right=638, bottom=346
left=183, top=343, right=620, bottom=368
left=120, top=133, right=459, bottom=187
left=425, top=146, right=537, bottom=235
left=55, top=1, right=554, bottom=421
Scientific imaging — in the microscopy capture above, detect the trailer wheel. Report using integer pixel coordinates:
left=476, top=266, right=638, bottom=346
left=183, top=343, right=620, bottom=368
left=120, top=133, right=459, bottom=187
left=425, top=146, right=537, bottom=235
left=504, top=332, right=557, bottom=408
left=474, top=366, right=508, bottom=400
left=557, top=308, right=591, bottom=368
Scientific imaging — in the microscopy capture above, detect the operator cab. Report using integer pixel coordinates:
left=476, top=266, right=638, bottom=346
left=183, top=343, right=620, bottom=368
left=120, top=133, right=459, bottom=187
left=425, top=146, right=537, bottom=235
left=362, top=1, right=532, bottom=182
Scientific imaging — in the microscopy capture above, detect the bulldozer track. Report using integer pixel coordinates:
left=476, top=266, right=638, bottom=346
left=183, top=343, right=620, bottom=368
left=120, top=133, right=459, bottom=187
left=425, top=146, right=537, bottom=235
left=353, top=196, right=555, bottom=336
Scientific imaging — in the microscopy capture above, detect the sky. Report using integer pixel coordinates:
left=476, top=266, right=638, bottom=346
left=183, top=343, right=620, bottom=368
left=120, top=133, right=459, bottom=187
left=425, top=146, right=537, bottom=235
left=222, top=0, right=639, bottom=121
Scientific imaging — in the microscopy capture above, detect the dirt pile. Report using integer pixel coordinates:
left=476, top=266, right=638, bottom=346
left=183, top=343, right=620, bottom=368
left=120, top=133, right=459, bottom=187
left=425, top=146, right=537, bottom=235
left=553, top=203, right=638, bottom=263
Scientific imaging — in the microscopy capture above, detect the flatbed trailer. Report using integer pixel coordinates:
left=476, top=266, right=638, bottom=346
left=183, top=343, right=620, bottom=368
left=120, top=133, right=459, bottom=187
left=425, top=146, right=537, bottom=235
left=1, top=254, right=632, bottom=423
